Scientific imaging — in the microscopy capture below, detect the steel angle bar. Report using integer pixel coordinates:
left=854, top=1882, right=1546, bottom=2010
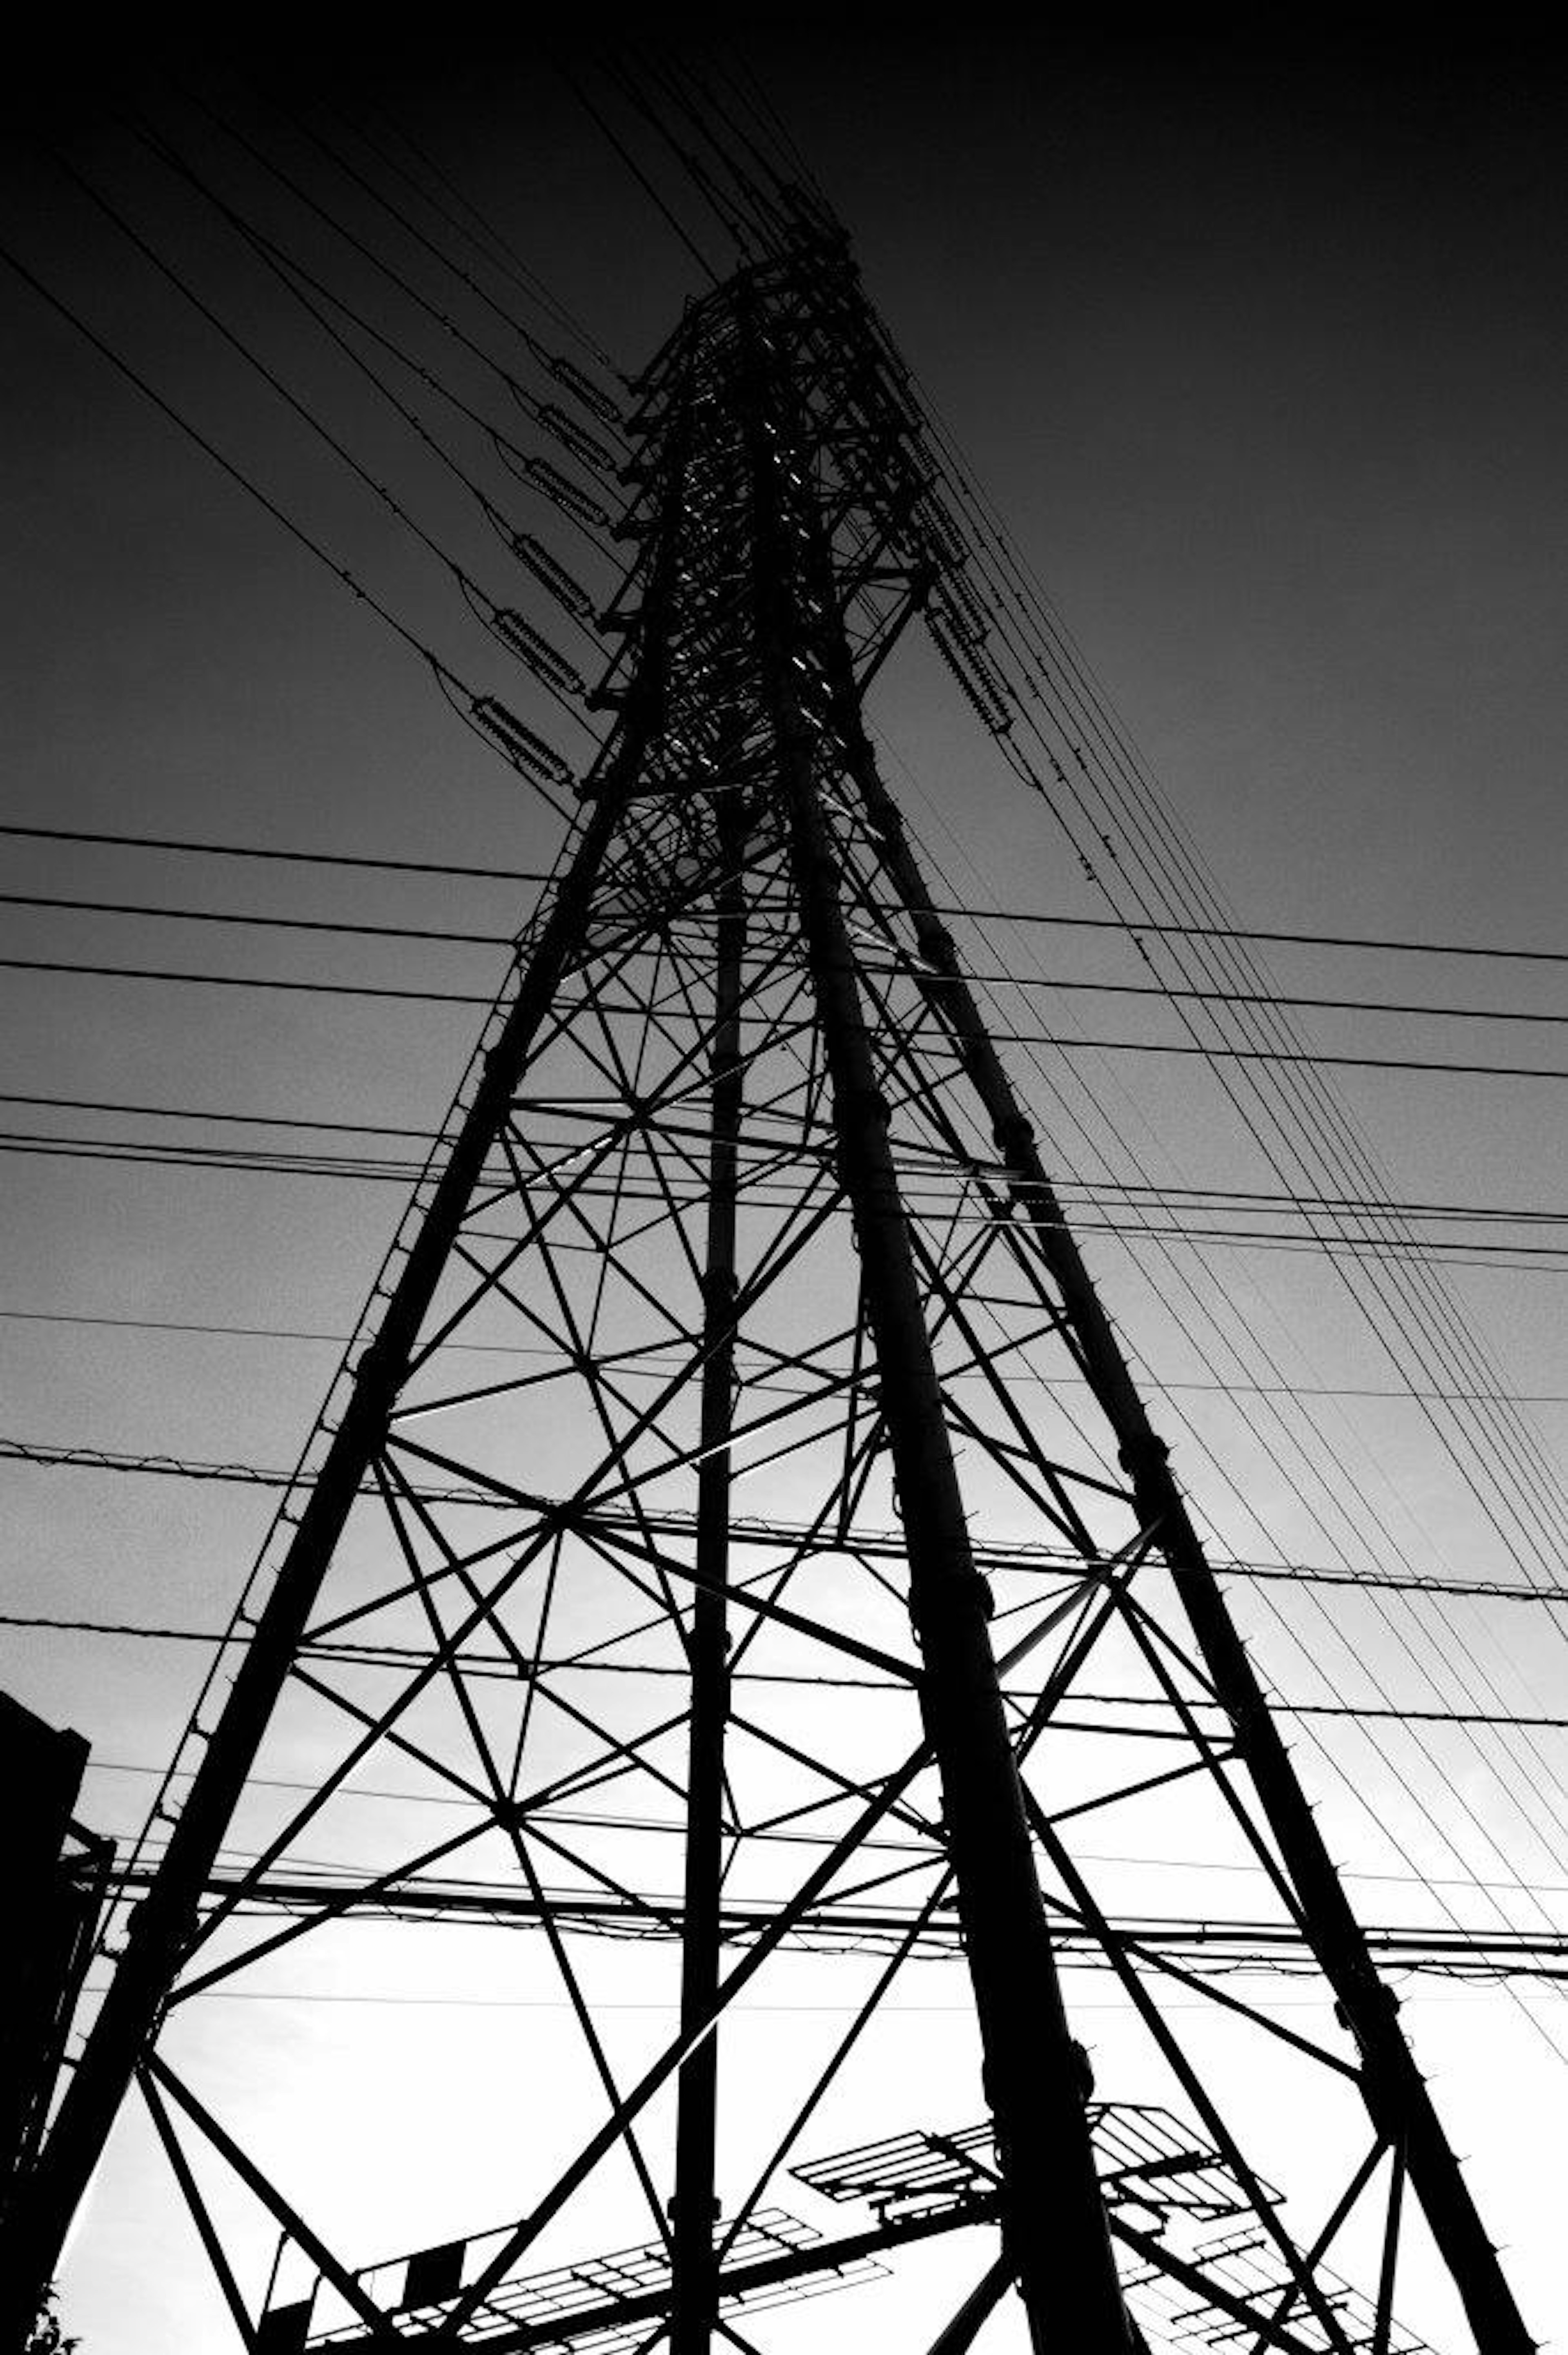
left=144, top=2054, right=394, bottom=2345
left=438, top=1745, right=935, bottom=2330
left=737, top=295, right=1135, bottom=2347
left=137, top=2068, right=261, bottom=2350
left=579, top=1516, right=923, bottom=1686
left=170, top=1815, right=499, bottom=2005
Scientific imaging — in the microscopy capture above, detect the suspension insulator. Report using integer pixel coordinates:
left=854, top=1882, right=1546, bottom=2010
left=523, top=456, right=610, bottom=535
left=510, top=532, right=595, bottom=621
left=490, top=609, right=586, bottom=700
left=931, top=578, right=989, bottom=651
left=944, top=563, right=991, bottom=639
left=546, top=353, right=625, bottom=430
left=917, top=499, right=967, bottom=571
left=538, top=404, right=619, bottom=481
left=927, top=611, right=1013, bottom=737
left=470, top=696, right=574, bottom=789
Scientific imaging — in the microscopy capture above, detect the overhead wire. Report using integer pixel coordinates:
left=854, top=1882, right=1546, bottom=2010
left=604, top=70, right=1568, bottom=2034
left=4, top=1090, right=1566, bottom=1234
left=866, top=768, right=1568, bottom=2012
left=860, top=454, right=1568, bottom=2003
left=3, top=818, right=1563, bottom=966
left=645, top=64, right=1568, bottom=1987
left=0, top=233, right=576, bottom=819
left=8, top=949, right=1568, bottom=1078
left=0, top=818, right=553, bottom=882
left=167, top=81, right=624, bottom=495
left=895, top=294, right=1568, bottom=1638
left=9, top=885, right=1568, bottom=1028
left=130, top=117, right=619, bottom=574
left=5, top=1303, right=1567, bottom=1409
left=326, top=94, right=623, bottom=378
left=88, top=812, right=585, bottom=1919
left=6, top=1129, right=1568, bottom=1270
left=683, top=41, right=1563, bottom=1780
left=560, top=70, right=722, bottom=287
left=9, top=1603, right=1568, bottom=1733
left=21, top=74, right=1563, bottom=2091
left=50, top=142, right=599, bottom=744
left=800, top=258, right=1568, bottom=2044
left=15, top=91, right=1568, bottom=1978
left=4, top=1436, right=1566, bottom=1607
left=71, top=1755, right=1568, bottom=1898
left=890, top=365, right=1568, bottom=1889
left=250, top=80, right=625, bottom=413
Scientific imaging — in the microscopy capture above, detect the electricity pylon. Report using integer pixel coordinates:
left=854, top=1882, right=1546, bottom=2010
left=4, top=225, right=1534, bottom=2355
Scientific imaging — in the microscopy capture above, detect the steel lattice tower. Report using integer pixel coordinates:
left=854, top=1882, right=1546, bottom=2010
left=4, top=226, right=1535, bottom=2355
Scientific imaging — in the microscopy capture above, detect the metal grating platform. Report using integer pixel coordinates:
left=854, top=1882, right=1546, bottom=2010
left=791, top=2102, right=1255, bottom=2229
left=790, top=2109, right=1445, bottom=2355
left=305, top=2208, right=883, bottom=2352
left=1121, top=2221, right=1442, bottom=2355
left=286, top=2104, right=1446, bottom=2354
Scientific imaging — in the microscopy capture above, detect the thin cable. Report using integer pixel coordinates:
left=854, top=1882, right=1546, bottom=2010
left=2, top=818, right=1556, bottom=964
left=563, top=72, right=721, bottom=287
left=331, top=96, right=622, bottom=379
left=12, top=1607, right=1568, bottom=1730
left=10, top=950, right=1568, bottom=1075
left=133, top=113, right=617, bottom=566
left=6, top=1306, right=1567, bottom=1407
left=51, top=145, right=597, bottom=739
left=0, top=234, right=575, bottom=818
left=6, top=1092, right=1566, bottom=1229
left=10, top=885, right=1567, bottom=1026
left=0, top=819, right=551, bottom=882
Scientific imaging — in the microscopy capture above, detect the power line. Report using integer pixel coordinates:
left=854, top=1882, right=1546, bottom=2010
left=129, top=113, right=619, bottom=577
left=6, top=1305, right=1566, bottom=1405
left=266, top=92, right=621, bottom=399
left=9, top=1128, right=1568, bottom=1269
left=538, top=86, right=1568, bottom=1989
left=564, top=71, right=723, bottom=286
left=0, top=232, right=576, bottom=819
left=4, top=1100, right=1564, bottom=1229
left=2, top=1435, right=1563, bottom=1608
left=329, top=94, right=622, bottom=377
left=7, top=890, right=1566, bottom=1030
left=881, top=311, right=1568, bottom=1962
left=176, top=81, right=620, bottom=470
left=0, top=891, right=510, bottom=948
left=84, top=1752, right=1568, bottom=1902
left=7, top=1603, right=1567, bottom=1727
left=8, top=952, right=1568, bottom=1079
left=0, top=820, right=552, bottom=883
left=54, top=140, right=601, bottom=745
left=0, top=955, right=490, bottom=1007
left=3, top=821, right=1561, bottom=967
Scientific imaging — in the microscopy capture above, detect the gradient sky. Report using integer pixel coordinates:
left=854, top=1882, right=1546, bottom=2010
left=3, top=23, right=1566, bottom=2348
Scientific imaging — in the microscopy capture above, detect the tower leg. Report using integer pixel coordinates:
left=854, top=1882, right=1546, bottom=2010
left=0, top=787, right=628, bottom=2340
left=833, top=718, right=1535, bottom=2355
left=670, top=807, right=748, bottom=2354
left=739, top=284, right=1134, bottom=2338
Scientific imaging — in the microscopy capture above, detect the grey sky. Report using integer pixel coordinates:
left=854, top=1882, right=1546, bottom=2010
left=3, top=26, right=1565, bottom=2348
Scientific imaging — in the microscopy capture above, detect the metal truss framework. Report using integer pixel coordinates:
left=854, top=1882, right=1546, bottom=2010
left=5, top=229, right=1535, bottom=2355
